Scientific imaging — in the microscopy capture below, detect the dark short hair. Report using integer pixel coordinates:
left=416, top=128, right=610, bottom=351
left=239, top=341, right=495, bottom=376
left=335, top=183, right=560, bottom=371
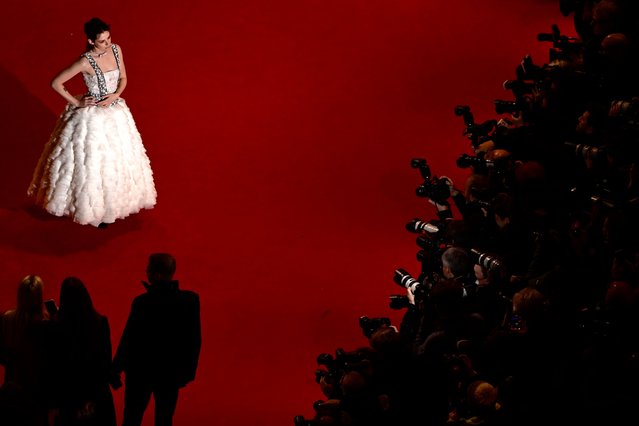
left=147, top=253, right=177, bottom=278
left=84, top=17, right=110, bottom=41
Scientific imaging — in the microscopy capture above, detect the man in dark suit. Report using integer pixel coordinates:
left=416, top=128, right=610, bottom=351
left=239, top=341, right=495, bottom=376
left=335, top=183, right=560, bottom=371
left=111, top=253, right=201, bottom=426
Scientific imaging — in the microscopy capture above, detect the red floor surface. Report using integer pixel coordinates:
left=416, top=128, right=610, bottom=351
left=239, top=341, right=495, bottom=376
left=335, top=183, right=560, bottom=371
left=0, top=1, right=571, bottom=425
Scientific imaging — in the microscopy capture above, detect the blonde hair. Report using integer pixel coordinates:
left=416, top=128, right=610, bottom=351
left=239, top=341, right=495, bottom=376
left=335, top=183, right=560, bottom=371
left=16, top=275, right=47, bottom=320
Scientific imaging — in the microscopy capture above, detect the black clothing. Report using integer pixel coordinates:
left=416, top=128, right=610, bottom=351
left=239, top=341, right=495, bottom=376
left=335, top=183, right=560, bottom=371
left=113, top=280, right=201, bottom=426
left=53, top=314, right=116, bottom=426
left=0, top=312, right=55, bottom=426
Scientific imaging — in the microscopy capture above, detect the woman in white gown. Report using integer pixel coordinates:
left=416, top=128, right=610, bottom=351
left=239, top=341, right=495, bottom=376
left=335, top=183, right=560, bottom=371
left=28, top=17, right=156, bottom=228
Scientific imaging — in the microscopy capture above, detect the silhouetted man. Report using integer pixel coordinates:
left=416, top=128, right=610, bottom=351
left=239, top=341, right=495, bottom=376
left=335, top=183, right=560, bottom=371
left=111, top=253, right=201, bottom=426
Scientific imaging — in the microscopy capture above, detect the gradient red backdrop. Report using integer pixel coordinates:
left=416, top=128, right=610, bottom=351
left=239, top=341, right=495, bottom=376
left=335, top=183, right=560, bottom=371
left=0, top=1, right=571, bottom=425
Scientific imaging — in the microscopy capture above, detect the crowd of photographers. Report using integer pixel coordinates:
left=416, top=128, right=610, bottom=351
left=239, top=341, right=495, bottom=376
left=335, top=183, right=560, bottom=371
left=296, top=1, right=639, bottom=425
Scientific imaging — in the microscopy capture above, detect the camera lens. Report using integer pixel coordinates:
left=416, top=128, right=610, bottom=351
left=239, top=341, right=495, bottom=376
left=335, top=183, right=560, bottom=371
left=394, top=268, right=421, bottom=293
left=406, top=218, right=439, bottom=234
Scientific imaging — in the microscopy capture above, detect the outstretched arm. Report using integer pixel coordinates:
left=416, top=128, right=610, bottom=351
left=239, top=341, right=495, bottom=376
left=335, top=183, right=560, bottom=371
left=51, top=58, right=96, bottom=107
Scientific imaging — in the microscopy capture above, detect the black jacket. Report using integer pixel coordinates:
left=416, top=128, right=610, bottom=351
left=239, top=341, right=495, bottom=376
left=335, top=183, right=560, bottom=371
left=113, top=280, right=201, bottom=387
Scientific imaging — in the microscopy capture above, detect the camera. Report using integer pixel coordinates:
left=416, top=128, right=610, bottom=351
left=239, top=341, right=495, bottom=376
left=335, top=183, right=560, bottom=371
left=411, top=158, right=451, bottom=204
left=416, top=235, right=444, bottom=252
left=316, top=348, right=369, bottom=375
left=456, top=153, right=494, bottom=171
left=454, top=104, right=474, bottom=125
left=494, top=99, right=526, bottom=115
left=537, top=24, right=581, bottom=50
left=393, top=267, right=423, bottom=294
left=359, top=315, right=391, bottom=338
left=564, top=141, right=607, bottom=162
left=388, top=294, right=411, bottom=310
left=454, top=105, right=498, bottom=147
left=293, top=415, right=315, bottom=426
left=503, top=79, right=536, bottom=96
left=406, top=218, right=440, bottom=234
left=470, top=248, right=503, bottom=271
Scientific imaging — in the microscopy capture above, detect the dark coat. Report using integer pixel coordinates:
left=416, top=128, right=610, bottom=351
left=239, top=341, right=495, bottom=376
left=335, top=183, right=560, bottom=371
left=53, top=314, right=116, bottom=426
left=113, top=280, right=201, bottom=387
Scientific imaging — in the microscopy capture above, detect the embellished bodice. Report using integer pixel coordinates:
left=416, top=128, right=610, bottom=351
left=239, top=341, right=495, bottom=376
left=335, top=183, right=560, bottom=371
left=81, top=44, right=121, bottom=100
left=83, top=69, right=120, bottom=98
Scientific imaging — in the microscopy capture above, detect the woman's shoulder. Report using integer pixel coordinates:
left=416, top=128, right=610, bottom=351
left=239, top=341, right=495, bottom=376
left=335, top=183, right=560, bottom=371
left=75, top=54, right=93, bottom=71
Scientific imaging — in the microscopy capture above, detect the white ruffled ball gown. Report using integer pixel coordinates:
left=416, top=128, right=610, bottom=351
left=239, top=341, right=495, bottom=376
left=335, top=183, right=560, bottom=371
left=28, top=44, right=157, bottom=227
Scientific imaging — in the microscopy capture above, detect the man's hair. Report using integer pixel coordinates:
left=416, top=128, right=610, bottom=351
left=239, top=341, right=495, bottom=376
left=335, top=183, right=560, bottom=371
left=441, top=246, right=471, bottom=278
left=147, top=253, right=177, bottom=278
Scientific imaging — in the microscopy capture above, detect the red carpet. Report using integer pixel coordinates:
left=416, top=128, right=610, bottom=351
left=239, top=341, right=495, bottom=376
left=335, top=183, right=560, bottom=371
left=0, top=1, right=570, bottom=425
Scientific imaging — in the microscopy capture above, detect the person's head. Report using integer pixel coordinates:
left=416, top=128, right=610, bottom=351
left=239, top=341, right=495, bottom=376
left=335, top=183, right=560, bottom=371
left=512, top=287, right=547, bottom=326
left=592, top=0, right=624, bottom=38
left=441, top=246, right=471, bottom=279
left=464, top=173, right=491, bottom=202
left=84, top=17, right=111, bottom=51
left=466, top=380, right=499, bottom=417
left=369, top=325, right=402, bottom=354
left=146, top=253, right=177, bottom=282
left=16, top=275, right=47, bottom=320
left=59, top=276, right=98, bottom=322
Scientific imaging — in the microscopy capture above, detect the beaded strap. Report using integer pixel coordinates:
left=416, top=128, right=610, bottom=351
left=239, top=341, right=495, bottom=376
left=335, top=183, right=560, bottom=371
left=83, top=44, right=120, bottom=100
left=112, top=44, right=121, bottom=68
left=84, top=53, right=107, bottom=100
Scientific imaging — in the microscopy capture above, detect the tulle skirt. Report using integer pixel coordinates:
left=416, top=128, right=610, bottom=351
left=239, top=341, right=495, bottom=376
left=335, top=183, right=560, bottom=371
left=28, top=100, right=157, bottom=226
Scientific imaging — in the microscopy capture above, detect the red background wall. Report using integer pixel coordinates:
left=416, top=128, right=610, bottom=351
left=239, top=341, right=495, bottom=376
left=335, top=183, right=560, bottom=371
left=0, top=1, right=571, bottom=425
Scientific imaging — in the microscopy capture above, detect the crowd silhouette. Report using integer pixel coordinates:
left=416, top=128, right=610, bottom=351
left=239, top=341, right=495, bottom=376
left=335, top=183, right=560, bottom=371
left=0, top=253, right=201, bottom=426
left=296, top=1, right=639, bottom=425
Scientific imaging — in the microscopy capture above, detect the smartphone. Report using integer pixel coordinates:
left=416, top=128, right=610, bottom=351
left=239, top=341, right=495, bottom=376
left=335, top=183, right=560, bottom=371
left=44, top=299, right=58, bottom=317
left=509, top=314, right=523, bottom=332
